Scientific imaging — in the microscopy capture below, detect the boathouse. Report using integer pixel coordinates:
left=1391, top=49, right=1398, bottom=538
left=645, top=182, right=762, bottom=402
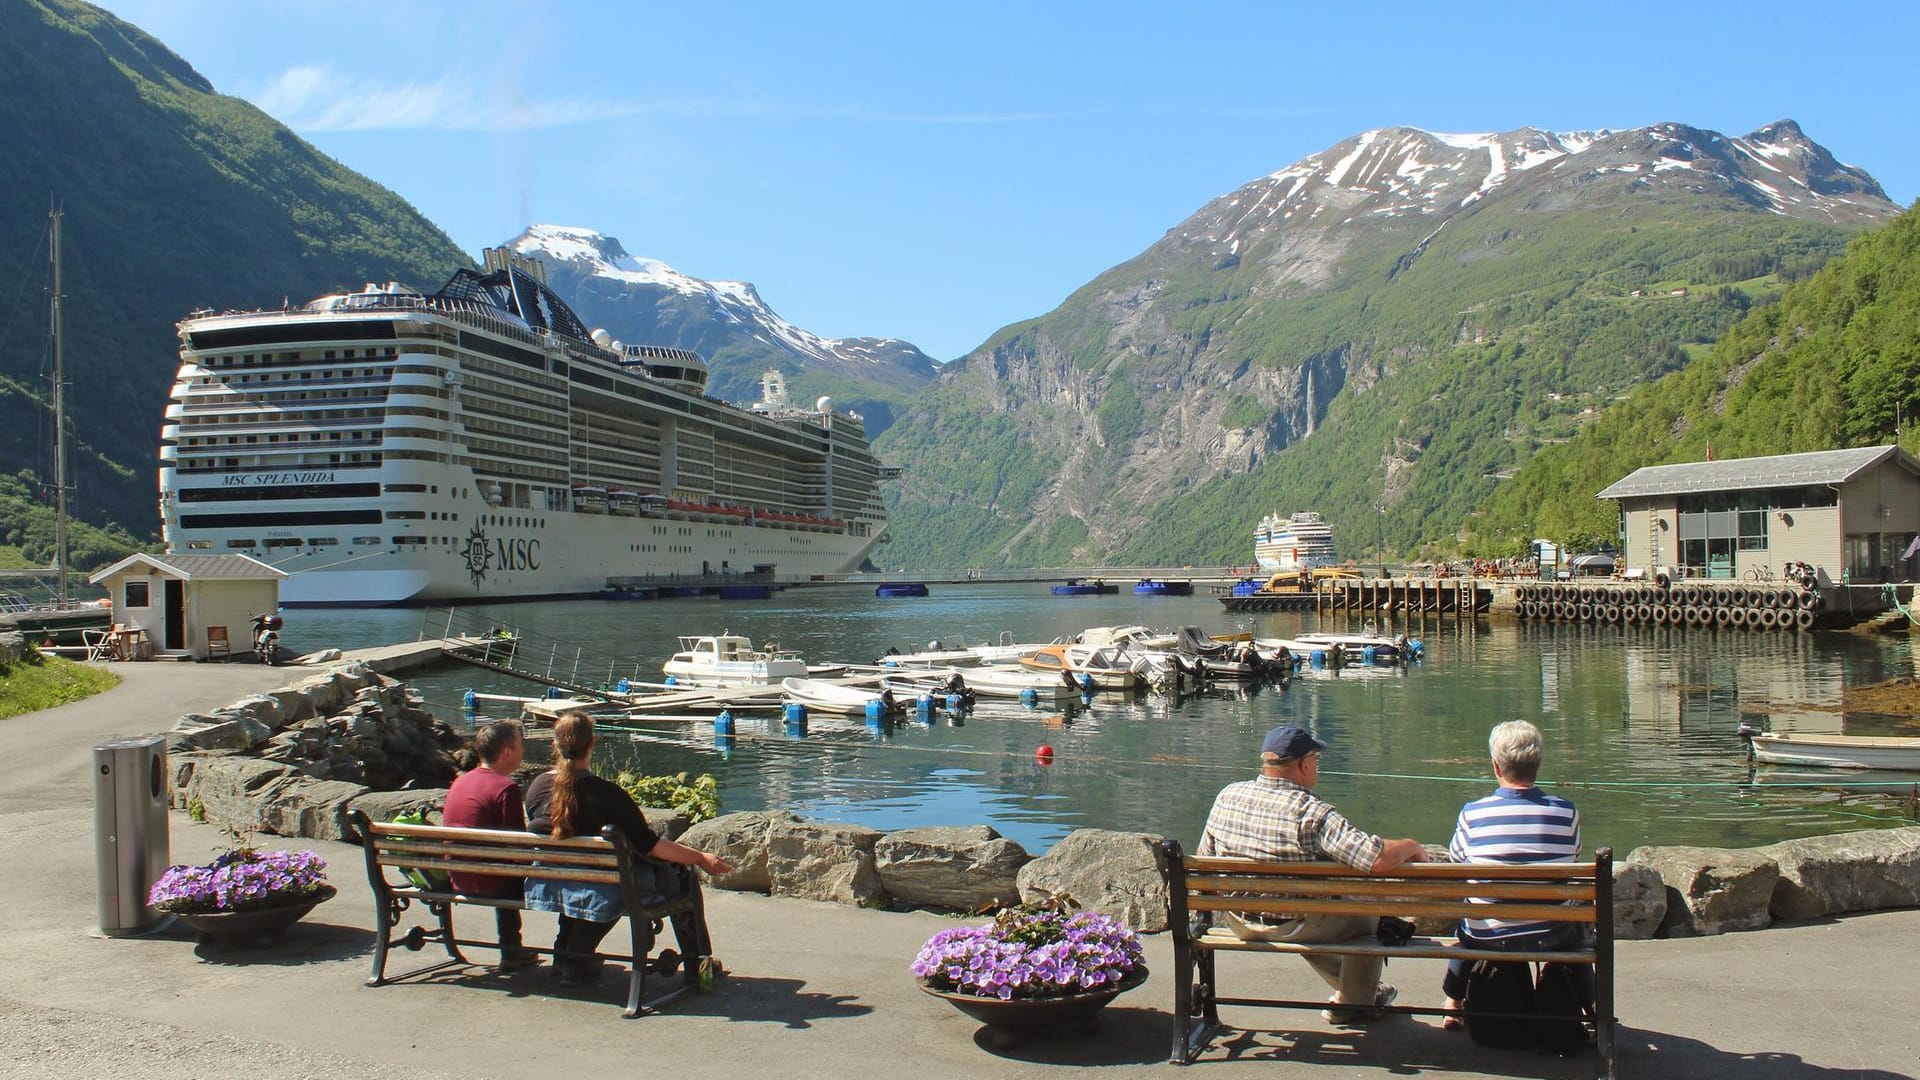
left=1597, top=445, right=1920, bottom=583
left=88, top=553, right=285, bottom=660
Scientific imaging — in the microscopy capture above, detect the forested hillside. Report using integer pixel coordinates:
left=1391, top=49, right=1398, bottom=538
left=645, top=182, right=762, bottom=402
left=876, top=123, right=1895, bottom=569
left=1466, top=200, right=1920, bottom=553
left=0, top=0, right=469, bottom=567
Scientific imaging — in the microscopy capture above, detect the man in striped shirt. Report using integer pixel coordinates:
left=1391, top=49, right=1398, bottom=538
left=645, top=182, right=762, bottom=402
left=1199, top=725, right=1426, bottom=1025
left=1441, top=720, right=1593, bottom=1019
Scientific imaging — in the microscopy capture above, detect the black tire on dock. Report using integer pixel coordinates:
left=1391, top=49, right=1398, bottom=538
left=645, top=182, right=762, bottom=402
left=1667, top=605, right=1686, bottom=626
left=1729, top=607, right=1749, bottom=628
left=1729, top=586, right=1749, bottom=607
left=1804, top=590, right=1825, bottom=612
left=1636, top=603, right=1654, bottom=622
left=1603, top=604, right=1621, bottom=623
left=1650, top=605, right=1668, bottom=625
left=1795, top=607, right=1816, bottom=630
left=1575, top=602, right=1592, bottom=621
left=1757, top=608, right=1778, bottom=630
left=1713, top=606, right=1733, bottom=627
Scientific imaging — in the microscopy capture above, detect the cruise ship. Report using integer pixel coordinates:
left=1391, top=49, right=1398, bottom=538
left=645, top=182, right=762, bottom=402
left=1253, top=511, right=1339, bottom=573
left=159, top=249, right=898, bottom=605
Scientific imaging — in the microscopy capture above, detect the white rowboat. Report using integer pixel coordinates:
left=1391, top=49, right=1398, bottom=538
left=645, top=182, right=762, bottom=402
left=1748, top=732, right=1920, bottom=770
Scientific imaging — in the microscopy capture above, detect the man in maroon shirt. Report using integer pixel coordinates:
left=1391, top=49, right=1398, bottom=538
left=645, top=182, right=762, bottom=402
left=442, top=720, right=535, bottom=968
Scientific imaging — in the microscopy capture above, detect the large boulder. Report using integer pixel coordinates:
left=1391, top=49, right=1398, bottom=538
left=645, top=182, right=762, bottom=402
left=266, top=685, right=317, bottom=726
left=0, top=630, right=28, bottom=666
left=1759, top=827, right=1920, bottom=921
left=170, top=714, right=271, bottom=752
left=257, top=777, right=372, bottom=841
left=1628, top=845, right=1778, bottom=936
left=1017, top=829, right=1170, bottom=932
left=221, top=694, right=286, bottom=732
left=344, top=788, right=449, bottom=840
left=186, top=757, right=297, bottom=831
left=766, top=820, right=888, bottom=908
left=678, top=810, right=798, bottom=892
left=875, top=825, right=1029, bottom=912
left=1612, top=861, right=1668, bottom=940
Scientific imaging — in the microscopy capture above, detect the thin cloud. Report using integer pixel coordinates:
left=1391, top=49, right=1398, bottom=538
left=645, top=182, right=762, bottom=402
left=246, top=64, right=1093, bottom=132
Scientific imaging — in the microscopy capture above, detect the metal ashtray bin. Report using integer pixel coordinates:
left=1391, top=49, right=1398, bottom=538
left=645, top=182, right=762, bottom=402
left=93, top=735, right=171, bottom=936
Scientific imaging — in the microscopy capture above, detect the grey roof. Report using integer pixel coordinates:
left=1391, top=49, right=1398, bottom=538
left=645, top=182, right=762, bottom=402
left=1595, top=446, right=1918, bottom=501
left=89, top=552, right=287, bottom=584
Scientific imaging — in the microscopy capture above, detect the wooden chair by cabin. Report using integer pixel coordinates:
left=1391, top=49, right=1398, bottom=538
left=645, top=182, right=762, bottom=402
left=82, top=629, right=114, bottom=663
left=205, top=625, right=232, bottom=662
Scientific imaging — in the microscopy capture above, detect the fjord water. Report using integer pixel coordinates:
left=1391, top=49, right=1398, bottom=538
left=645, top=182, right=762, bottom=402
left=288, top=586, right=1920, bottom=855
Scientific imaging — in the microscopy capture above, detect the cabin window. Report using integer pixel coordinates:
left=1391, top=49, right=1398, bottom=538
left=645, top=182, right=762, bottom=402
left=123, top=582, right=150, bottom=608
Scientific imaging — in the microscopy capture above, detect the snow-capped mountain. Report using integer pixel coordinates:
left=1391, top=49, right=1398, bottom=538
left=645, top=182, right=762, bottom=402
left=506, top=225, right=936, bottom=426
left=1160, top=120, right=1893, bottom=291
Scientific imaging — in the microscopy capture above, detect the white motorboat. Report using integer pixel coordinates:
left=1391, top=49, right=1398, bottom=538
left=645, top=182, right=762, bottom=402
left=1747, top=731, right=1920, bottom=770
left=1290, top=631, right=1410, bottom=664
left=961, top=631, right=1054, bottom=665
left=662, top=633, right=808, bottom=688
left=780, top=676, right=898, bottom=716
left=1079, top=625, right=1175, bottom=650
left=939, top=664, right=1077, bottom=701
left=875, top=641, right=982, bottom=668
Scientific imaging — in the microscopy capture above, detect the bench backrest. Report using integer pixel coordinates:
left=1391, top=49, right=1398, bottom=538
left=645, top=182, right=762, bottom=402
left=1167, top=842, right=1613, bottom=926
left=359, top=815, right=632, bottom=887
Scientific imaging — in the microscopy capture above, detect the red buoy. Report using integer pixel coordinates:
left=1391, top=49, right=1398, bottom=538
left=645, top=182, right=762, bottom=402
left=1035, top=744, right=1054, bottom=765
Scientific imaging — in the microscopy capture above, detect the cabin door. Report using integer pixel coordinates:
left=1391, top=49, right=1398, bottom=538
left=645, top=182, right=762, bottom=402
left=163, top=580, right=185, bottom=651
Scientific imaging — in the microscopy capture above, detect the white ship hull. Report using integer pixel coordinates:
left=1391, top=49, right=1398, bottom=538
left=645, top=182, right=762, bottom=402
left=160, top=253, right=894, bottom=607
left=1254, top=511, right=1339, bottom=573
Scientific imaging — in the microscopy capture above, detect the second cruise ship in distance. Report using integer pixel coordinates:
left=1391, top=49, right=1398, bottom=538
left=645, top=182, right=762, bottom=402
left=160, top=248, right=899, bottom=606
left=1253, top=511, right=1339, bottom=573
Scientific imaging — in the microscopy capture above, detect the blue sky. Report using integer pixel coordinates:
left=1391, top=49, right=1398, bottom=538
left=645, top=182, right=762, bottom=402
left=104, top=1, right=1918, bottom=361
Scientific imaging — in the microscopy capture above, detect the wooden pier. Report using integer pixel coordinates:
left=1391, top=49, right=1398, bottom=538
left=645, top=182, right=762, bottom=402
left=1221, top=578, right=1490, bottom=619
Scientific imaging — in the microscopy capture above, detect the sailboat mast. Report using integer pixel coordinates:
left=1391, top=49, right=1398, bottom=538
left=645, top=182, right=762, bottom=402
left=49, top=207, right=69, bottom=608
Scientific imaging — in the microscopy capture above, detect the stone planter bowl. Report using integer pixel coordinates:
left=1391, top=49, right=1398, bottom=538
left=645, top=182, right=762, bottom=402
left=161, top=884, right=336, bottom=947
left=919, top=965, right=1148, bottom=1048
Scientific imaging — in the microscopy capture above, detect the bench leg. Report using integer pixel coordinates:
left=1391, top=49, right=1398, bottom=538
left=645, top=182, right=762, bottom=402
left=623, top=915, right=659, bottom=1018
left=367, top=897, right=399, bottom=987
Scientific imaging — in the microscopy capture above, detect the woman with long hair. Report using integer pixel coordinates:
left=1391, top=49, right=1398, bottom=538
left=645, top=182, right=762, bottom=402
left=523, top=710, right=733, bottom=983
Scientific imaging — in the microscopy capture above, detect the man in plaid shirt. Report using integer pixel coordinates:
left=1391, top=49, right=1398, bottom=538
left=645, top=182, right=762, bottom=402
left=1199, top=725, right=1426, bottom=1024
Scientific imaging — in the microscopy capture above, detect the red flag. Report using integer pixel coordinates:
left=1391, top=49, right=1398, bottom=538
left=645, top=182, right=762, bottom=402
left=1705, top=440, right=1713, bottom=461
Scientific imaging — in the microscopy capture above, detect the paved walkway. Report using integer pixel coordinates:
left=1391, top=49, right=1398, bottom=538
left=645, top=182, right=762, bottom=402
left=1, top=664, right=1915, bottom=1080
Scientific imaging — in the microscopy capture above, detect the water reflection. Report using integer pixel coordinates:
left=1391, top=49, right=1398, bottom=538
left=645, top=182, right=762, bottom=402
left=285, top=587, right=1920, bottom=853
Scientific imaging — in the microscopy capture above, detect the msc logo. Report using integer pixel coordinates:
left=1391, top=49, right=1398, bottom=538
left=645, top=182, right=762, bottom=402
left=459, top=525, right=541, bottom=587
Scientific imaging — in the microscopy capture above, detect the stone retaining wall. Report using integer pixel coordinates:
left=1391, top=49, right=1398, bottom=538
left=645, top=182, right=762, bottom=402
left=152, top=677, right=1920, bottom=930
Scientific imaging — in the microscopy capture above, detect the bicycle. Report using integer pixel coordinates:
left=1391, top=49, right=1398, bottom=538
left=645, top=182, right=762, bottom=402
left=1743, top=566, right=1775, bottom=583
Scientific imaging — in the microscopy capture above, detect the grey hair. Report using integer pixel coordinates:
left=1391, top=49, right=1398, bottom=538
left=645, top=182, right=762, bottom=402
left=1489, top=720, right=1543, bottom=784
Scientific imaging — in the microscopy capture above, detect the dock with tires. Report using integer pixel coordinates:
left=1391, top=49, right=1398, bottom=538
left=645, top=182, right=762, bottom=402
left=1509, top=581, right=1823, bottom=631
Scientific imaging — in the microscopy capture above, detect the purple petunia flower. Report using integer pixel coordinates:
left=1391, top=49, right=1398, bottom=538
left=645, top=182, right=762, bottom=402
left=912, top=907, right=1143, bottom=1001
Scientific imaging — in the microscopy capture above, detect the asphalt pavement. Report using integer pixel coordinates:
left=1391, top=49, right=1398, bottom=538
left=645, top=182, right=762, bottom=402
left=1, top=663, right=1913, bottom=1080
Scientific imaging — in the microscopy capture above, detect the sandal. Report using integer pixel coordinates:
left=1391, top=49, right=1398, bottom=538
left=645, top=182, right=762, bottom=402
left=1441, top=1015, right=1464, bottom=1031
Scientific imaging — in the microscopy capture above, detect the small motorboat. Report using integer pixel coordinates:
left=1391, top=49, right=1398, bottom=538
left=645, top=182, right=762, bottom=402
left=1019, top=643, right=1141, bottom=691
left=780, top=676, right=899, bottom=716
left=940, top=663, right=1077, bottom=701
left=1051, top=578, right=1116, bottom=596
left=875, top=641, right=982, bottom=668
left=879, top=671, right=977, bottom=710
left=1133, top=579, right=1194, bottom=597
left=662, top=633, right=808, bottom=688
left=876, top=582, right=930, bottom=598
left=1747, top=731, right=1920, bottom=770
left=960, top=630, right=1052, bottom=664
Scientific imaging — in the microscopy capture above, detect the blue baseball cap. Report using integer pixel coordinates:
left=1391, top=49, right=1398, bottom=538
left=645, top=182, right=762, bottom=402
left=1261, top=725, right=1326, bottom=761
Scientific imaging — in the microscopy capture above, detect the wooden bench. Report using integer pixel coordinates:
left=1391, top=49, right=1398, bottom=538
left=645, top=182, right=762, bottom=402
left=349, top=809, right=717, bottom=1017
left=1162, top=840, right=1617, bottom=1078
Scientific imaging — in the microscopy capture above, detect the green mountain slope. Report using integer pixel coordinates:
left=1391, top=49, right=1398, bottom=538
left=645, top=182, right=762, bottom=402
left=1467, top=200, right=1920, bottom=552
left=0, top=0, right=469, bottom=567
left=875, top=124, right=1895, bottom=569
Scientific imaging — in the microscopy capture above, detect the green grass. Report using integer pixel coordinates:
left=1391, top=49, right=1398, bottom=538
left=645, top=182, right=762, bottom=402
left=0, top=650, right=120, bottom=719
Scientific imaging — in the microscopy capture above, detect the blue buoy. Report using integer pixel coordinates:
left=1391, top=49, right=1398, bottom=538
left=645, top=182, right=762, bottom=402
left=865, top=698, right=887, bottom=721
left=616, top=677, right=630, bottom=693
left=1362, top=646, right=1377, bottom=665
left=544, top=686, right=564, bottom=699
left=664, top=675, right=678, bottom=687
left=713, top=710, right=736, bottom=736
left=1310, top=650, right=1327, bottom=666
left=1019, top=687, right=1038, bottom=706
left=915, top=694, right=934, bottom=715
left=1409, top=638, right=1425, bottom=657
left=784, top=702, right=807, bottom=725
left=1078, top=673, right=1096, bottom=693
left=945, top=692, right=964, bottom=711
left=462, top=689, right=476, bottom=710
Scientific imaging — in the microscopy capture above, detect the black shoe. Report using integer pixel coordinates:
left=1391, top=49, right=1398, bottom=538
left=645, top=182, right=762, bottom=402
left=557, top=956, right=605, bottom=985
left=498, top=946, right=539, bottom=971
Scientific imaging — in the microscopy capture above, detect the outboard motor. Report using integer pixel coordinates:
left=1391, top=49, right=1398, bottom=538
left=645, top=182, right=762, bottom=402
left=251, top=612, right=283, bottom=666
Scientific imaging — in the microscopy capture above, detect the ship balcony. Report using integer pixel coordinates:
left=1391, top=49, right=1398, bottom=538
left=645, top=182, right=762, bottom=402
left=159, top=444, right=177, bottom=462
